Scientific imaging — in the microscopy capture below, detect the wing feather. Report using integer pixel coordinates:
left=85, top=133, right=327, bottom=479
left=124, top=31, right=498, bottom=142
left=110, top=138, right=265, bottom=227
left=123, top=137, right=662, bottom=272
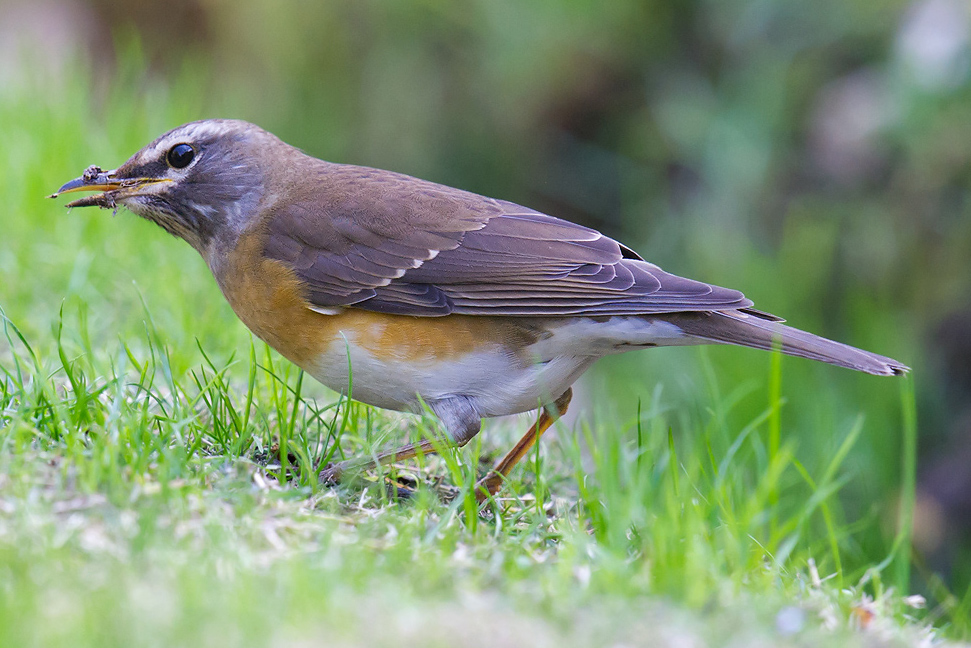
left=261, top=163, right=751, bottom=316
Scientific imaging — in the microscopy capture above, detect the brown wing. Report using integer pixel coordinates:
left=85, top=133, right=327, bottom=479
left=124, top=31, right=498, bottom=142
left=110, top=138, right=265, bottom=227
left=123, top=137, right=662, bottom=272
left=262, top=164, right=753, bottom=317
left=262, top=164, right=495, bottom=307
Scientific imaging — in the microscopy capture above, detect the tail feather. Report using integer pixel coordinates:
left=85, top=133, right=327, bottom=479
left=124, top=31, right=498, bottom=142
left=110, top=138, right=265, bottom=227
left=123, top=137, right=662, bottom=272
left=671, top=310, right=909, bottom=377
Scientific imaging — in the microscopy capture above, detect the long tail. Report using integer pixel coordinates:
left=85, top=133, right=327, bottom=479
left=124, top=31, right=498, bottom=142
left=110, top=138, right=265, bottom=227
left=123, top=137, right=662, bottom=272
left=669, top=310, right=909, bottom=376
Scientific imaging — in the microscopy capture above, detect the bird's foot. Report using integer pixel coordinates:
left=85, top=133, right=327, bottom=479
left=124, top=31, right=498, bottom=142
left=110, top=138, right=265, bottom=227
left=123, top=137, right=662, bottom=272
left=318, top=462, right=344, bottom=485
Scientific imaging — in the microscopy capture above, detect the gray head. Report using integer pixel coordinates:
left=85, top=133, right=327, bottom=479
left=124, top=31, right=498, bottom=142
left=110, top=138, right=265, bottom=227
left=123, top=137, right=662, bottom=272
left=53, top=119, right=291, bottom=252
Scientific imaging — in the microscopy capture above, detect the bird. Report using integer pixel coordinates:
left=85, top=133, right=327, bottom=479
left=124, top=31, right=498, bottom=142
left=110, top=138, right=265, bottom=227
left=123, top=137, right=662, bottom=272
left=51, top=119, right=908, bottom=499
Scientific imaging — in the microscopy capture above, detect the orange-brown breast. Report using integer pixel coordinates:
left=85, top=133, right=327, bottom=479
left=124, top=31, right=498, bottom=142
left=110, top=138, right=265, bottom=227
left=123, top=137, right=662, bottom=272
left=215, top=230, right=543, bottom=371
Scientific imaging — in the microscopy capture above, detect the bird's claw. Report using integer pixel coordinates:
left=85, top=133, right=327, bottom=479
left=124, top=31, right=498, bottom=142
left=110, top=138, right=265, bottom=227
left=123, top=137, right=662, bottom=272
left=318, top=463, right=343, bottom=485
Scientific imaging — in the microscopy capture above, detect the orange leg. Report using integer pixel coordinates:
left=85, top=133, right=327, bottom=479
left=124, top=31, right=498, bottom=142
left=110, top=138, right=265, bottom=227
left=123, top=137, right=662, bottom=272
left=318, top=438, right=442, bottom=484
left=319, top=396, right=481, bottom=485
left=475, top=388, right=573, bottom=502
left=319, top=390, right=572, bottom=500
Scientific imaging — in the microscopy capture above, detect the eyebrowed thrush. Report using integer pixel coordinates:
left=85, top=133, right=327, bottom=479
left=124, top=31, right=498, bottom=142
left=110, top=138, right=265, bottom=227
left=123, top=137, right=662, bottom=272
left=52, top=119, right=908, bottom=498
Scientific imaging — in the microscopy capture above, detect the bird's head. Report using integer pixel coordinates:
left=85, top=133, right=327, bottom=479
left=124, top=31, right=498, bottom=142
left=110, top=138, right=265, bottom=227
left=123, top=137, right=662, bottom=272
left=52, top=119, right=288, bottom=253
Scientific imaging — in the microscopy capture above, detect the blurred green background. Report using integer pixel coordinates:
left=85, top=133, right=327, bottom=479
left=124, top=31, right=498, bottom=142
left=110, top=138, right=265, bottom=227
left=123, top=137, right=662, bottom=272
left=2, top=0, right=970, bottom=596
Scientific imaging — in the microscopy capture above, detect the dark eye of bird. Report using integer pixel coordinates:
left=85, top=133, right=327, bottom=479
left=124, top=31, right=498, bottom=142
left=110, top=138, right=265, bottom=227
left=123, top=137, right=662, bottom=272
left=166, top=143, right=195, bottom=169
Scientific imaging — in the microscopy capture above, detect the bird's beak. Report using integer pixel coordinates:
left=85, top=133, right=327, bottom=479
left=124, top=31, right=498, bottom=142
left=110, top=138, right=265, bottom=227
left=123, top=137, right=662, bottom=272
left=50, top=166, right=172, bottom=208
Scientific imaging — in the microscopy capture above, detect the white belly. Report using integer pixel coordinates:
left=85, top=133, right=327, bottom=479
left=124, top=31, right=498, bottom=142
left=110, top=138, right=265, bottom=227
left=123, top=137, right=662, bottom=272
left=302, top=314, right=690, bottom=418
left=306, top=341, right=594, bottom=417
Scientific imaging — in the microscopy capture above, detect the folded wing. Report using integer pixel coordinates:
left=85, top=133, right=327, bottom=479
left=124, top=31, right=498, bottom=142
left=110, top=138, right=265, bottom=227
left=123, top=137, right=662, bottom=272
left=262, top=164, right=753, bottom=317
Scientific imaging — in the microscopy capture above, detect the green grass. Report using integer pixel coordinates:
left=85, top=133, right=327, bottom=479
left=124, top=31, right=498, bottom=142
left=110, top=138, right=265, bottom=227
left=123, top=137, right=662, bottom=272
left=0, top=59, right=966, bottom=646
left=0, top=304, right=951, bottom=646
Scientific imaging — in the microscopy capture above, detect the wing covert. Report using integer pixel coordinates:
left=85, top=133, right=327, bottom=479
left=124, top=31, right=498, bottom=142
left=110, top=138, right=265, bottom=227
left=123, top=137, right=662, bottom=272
left=261, top=164, right=752, bottom=317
